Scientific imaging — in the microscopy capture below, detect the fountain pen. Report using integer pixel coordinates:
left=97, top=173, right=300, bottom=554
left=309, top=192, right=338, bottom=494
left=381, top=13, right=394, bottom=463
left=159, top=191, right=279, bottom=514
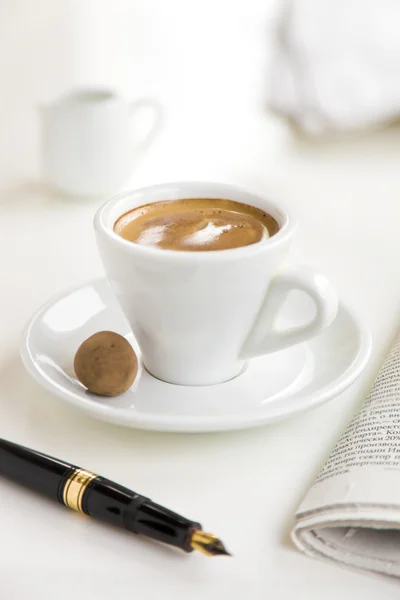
left=0, top=438, right=230, bottom=557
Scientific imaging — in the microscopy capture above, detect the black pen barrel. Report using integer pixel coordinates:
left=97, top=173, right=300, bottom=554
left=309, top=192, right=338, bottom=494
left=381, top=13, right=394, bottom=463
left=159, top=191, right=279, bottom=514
left=0, top=438, right=74, bottom=501
left=0, top=439, right=200, bottom=552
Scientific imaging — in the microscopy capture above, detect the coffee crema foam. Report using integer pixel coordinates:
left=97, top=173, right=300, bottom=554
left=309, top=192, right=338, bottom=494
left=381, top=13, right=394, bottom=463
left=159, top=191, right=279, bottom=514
left=114, top=198, right=279, bottom=252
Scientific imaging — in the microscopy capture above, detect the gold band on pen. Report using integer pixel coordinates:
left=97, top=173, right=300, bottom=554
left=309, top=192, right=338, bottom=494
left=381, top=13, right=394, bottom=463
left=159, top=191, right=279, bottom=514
left=63, top=469, right=97, bottom=513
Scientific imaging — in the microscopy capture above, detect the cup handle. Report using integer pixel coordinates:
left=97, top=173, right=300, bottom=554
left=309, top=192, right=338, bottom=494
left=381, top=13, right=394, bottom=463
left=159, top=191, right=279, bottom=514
left=129, top=97, right=164, bottom=154
left=240, top=265, right=339, bottom=359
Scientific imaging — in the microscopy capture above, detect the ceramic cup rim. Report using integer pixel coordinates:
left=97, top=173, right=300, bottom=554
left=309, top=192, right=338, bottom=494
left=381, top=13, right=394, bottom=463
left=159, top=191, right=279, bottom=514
left=94, top=181, right=297, bottom=262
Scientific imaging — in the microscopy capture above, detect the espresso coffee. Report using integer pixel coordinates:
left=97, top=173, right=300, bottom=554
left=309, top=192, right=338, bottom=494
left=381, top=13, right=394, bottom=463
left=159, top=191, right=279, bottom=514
left=114, top=198, right=279, bottom=251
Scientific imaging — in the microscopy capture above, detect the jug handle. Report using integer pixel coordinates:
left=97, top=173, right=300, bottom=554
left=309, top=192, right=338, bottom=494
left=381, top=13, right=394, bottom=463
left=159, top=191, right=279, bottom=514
left=129, top=98, right=164, bottom=155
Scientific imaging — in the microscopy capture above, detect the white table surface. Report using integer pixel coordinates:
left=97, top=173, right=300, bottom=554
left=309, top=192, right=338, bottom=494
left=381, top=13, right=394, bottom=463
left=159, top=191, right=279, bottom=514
left=1, top=1, right=400, bottom=598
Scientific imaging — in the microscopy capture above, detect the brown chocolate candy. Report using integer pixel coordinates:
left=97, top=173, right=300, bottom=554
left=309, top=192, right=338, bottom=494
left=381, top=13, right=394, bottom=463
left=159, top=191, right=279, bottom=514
left=74, top=331, right=138, bottom=396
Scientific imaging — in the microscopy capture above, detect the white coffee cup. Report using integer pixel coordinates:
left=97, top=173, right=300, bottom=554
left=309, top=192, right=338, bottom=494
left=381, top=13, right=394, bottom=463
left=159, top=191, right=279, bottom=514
left=94, top=182, right=338, bottom=386
left=42, top=88, right=163, bottom=197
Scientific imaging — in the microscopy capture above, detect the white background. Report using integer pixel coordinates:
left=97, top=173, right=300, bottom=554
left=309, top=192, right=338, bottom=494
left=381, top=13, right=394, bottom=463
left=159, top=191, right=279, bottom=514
left=1, top=1, right=400, bottom=598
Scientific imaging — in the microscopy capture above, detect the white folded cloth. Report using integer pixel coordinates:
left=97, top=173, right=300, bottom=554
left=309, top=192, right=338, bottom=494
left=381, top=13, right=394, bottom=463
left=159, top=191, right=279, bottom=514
left=268, top=0, right=400, bottom=135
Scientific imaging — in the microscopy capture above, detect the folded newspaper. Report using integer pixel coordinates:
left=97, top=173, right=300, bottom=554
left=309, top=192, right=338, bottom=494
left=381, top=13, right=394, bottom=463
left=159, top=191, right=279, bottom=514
left=292, top=335, right=400, bottom=577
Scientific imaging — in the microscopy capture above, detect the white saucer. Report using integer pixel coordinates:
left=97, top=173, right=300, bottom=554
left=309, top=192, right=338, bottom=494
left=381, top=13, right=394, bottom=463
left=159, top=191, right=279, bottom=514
left=21, top=279, right=371, bottom=433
